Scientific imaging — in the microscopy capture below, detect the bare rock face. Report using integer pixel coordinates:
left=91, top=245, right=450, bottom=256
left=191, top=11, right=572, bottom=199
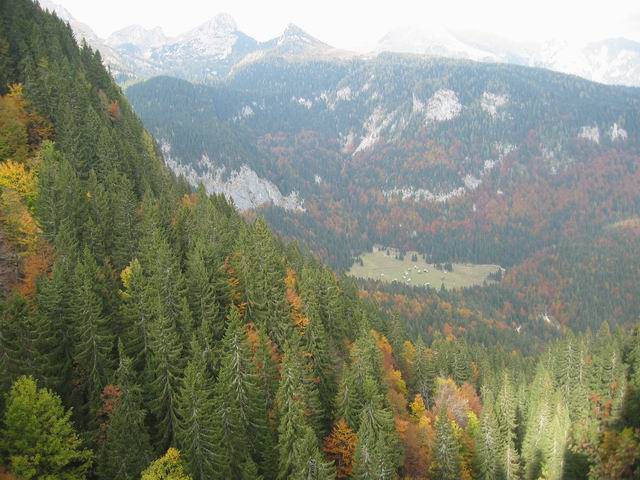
left=425, top=89, right=462, bottom=123
left=161, top=142, right=304, bottom=212
left=578, top=125, right=600, bottom=144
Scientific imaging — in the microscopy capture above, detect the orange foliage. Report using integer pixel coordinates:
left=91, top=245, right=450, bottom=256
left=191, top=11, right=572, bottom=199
left=0, top=84, right=51, bottom=159
left=180, top=193, right=197, bottom=209
left=224, top=256, right=246, bottom=317
left=246, top=322, right=281, bottom=366
left=442, top=322, right=455, bottom=339
left=402, top=396, right=435, bottom=478
left=459, top=383, right=482, bottom=417
left=323, top=419, right=357, bottom=479
left=96, top=384, right=121, bottom=444
left=0, top=467, right=17, bottom=480
left=19, top=238, right=52, bottom=296
left=107, top=100, right=121, bottom=122
left=246, top=322, right=260, bottom=352
left=374, top=333, right=408, bottom=415
left=284, top=268, right=309, bottom=330
left=0, top=186, right=52, bottom=296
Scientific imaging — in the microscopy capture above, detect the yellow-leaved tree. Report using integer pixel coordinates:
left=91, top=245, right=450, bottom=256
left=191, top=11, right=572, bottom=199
left=141, top=448, right=192, bottom=480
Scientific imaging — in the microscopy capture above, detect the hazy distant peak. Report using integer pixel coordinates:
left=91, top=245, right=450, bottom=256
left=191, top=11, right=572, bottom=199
left=189, top=13, right=238, bottom=37
left=106, top=24, right=168, bottom=49
left=282, top=23, right=311, bottom=38
left=376, top=24, right=501, bottom=62
left=277, top=23, right=324, bottom=46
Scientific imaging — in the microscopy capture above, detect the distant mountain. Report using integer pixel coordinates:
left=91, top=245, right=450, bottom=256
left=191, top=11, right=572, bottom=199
left=375, top=24, right=502, bottom=62
left=376, top=26, right=640, bottom=87
left=534, top=37, right=640, bottom=87
left=256, top=23, right=346, bottom=58
left=39, top=0, right=640, bottom=87
left=106, top=24, right=168, bottom=50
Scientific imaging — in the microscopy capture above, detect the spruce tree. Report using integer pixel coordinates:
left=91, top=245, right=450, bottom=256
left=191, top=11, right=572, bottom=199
left=276, top=341, right=328, bottom=480
left=477, top=390, right=500, bottom=480
left=175, top=340, right=216, bottom=480
left=107, top=168, right=137, bottom=271
left=147, top=309, right=184, bottom=449
left=522, top=366, right=553, bottom=480
left=96, top=343, right=152, bottom=480
left=495, top=374, right=521, bottom=480
left=240, top=455, right=264, bottom=480
left=299, top=266, right=337, bottom=426
left=0, top=293, right=45, bottom=388
left=71, top=246, right=114, bottom=406
left=541, top=394, right=569, bottom=480
left=212, top=306, right=265, bottom=477
left=185, top=239, right=221, bottom=336
left=34, top=259, right=75, bottom=390
left=413, top=336, right=436, bottom=406
left=336, top=364, right=364, bottom=430
left=119, top=258, right=154, bottom=371
left=291, top=426, right=336, bottom=480
left=352, top=377, right=402, bottom=479
left=431, top=411, right=462, bottom=480
left=253, top=328, right=280, bottom=478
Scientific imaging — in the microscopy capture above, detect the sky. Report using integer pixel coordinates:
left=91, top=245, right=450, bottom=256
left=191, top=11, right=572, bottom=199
left=51, top=0, right=640, bottom=50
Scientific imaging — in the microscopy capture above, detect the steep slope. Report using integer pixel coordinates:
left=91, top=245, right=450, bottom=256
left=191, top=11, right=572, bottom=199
left=37, top=0, right=134, bottom=81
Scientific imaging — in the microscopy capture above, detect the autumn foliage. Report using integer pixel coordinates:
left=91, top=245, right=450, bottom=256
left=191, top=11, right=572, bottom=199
left=323, top=419, right=357, bottom=478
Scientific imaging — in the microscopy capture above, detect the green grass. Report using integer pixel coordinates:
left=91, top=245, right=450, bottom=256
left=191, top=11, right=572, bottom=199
left=348, top=248, right=501, bottom=290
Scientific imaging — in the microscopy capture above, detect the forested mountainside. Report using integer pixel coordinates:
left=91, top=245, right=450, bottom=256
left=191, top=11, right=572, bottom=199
left=2, top=1, right=640, bottom=480
left=127, top=58, right=640, bottom=337
left=128, top=61, right=640, bottom=268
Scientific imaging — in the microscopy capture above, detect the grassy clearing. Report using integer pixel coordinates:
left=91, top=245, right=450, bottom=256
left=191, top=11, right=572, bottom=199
left=348, top=247, right=501, bottom=290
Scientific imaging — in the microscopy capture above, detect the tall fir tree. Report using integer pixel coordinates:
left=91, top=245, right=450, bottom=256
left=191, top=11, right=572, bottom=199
left=96, top=343, right=152, bottom=480
left=477, top=390, right=500, bottom=480
left=276, top=340, right=329, bottom=480
left=212, top=306, right=265, bottom=478
left=352, top=376, right=402, bottom=479
left=495, top=373, right=521, bottom=480
left=70, top=246, right=114, bottom=408
left=175, top=339, right=217, bottom=480
left=147, top=309, right=184, bottom=449
left=431, top=411, right=462, bottom=480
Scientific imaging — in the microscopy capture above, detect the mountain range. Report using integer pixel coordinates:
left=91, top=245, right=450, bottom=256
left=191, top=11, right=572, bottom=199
left=40, top=0, right=640, bottom=87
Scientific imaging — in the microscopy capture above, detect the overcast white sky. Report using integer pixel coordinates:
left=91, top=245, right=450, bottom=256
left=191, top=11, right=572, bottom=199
left=52, top=0, right=640, bottom=50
